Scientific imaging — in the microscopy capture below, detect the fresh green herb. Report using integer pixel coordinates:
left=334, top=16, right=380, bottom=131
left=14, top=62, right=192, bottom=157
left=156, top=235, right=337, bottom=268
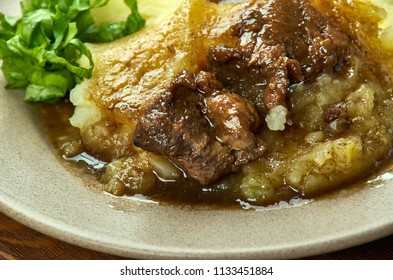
left=0, top=0, right=145, bottom=104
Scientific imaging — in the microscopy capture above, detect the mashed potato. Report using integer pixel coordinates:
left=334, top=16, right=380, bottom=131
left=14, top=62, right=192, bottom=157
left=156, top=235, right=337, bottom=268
left=68, top=0, right=393, bottom=206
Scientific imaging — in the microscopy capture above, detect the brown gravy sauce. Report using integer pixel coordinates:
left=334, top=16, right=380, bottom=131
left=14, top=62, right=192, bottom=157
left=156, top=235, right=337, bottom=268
left=37, top=101, right=393, bottom=209
left=36, top=0, right=393, bottom=209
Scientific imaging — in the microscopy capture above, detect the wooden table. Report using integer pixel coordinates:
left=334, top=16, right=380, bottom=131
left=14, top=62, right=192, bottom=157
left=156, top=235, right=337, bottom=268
left=0, top=211, right=392, bottom=260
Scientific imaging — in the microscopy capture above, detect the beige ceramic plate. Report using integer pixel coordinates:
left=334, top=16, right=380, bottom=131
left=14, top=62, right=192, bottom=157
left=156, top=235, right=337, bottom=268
left=1, top=1, right=393, bottom=259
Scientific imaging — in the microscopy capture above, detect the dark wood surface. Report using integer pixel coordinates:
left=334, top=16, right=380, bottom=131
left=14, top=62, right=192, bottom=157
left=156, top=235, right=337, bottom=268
left=0, top=211, right=392, bottom=260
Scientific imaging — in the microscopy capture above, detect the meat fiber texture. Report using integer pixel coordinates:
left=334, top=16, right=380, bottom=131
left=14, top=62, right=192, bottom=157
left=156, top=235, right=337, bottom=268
left=70, top=0, right=246, bottom=161
left=69, top=0, right=393, bottom=205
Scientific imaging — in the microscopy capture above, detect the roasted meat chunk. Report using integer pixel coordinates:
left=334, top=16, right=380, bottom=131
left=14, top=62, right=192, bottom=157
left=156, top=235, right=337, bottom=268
left=208, top=0, right=351, bottom=130
left=67, top=0, right=393, bottom=205
left=133, top=0, right=352, bottom=185
left=134, top=70, right=265, bottom=185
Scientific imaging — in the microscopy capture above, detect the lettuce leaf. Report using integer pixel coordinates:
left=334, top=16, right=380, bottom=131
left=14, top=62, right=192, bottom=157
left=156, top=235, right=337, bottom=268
left=0, top=0, right=145, bottom=103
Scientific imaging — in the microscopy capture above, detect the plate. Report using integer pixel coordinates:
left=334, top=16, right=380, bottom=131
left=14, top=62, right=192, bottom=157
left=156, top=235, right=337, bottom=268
left=1, top=0, right=393, bottom=260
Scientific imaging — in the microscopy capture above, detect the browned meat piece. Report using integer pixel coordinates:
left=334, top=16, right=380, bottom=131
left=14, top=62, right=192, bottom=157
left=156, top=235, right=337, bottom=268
left=195, top=71, right=224, bottom=95
left=258, top=45, right=302, bottom=111
left=206, top=93, right=265, bottom=165
left=134, top=70, right=266, bottom=185
left=208, top=0, right=351, bottom=129
left=324, top=102, right=348, bottom=123
left=207, top=94, right=258, bottom=149
left=237, top=0, right=350, bottom=77
left=134, top=72, right=234, bottom=186
left=134, top=0, right=352, bottom=185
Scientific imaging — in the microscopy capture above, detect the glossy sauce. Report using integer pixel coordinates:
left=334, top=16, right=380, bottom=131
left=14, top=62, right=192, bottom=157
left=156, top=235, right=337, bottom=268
left=37, top=0, right=393, bottom=209
left=37, top=100, right=393, bottom=209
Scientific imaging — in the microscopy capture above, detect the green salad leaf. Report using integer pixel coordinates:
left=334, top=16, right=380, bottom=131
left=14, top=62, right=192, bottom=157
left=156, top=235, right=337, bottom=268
left=0, top=0, right=145, bottom=104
